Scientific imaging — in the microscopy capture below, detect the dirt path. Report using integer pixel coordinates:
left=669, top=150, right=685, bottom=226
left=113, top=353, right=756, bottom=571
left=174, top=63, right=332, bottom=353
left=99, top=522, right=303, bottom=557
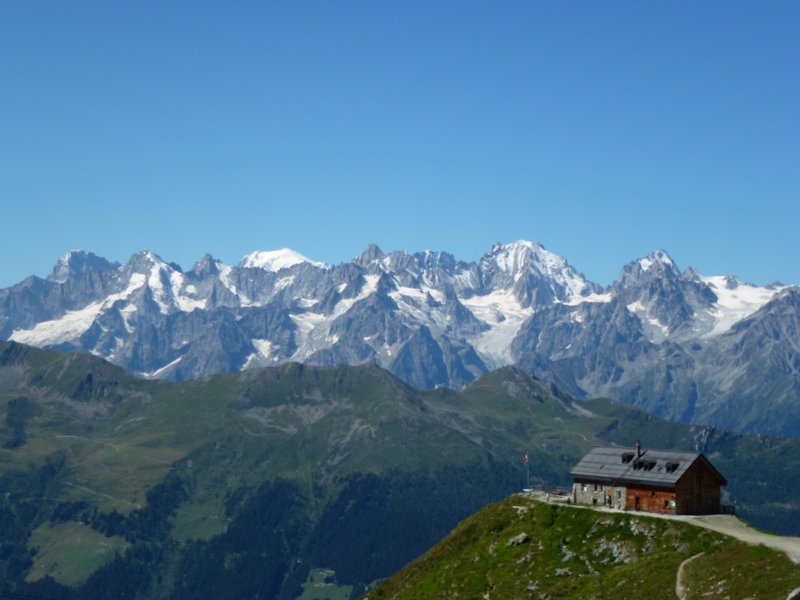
left=675, top=552, right=704, bottom=600
left=687, top=514, right=800, bottom=563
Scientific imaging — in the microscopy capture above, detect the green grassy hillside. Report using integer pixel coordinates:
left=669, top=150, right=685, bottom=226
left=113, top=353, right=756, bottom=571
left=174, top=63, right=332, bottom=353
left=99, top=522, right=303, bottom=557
left=368, top=496, right=800, bottom=600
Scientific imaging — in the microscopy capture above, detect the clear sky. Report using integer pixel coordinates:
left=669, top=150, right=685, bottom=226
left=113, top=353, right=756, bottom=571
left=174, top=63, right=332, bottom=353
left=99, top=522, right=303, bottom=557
left=1, top=2, right=798, bottom=289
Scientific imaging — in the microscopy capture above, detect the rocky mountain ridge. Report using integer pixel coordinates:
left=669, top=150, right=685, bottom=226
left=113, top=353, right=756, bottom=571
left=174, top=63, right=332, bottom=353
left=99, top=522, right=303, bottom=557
left=2, top=241, right=798, bottom=434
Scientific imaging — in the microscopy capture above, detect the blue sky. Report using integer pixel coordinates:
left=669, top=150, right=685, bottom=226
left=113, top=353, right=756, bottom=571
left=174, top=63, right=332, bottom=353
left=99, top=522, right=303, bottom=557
left=1, top=2, right=798, bottom=288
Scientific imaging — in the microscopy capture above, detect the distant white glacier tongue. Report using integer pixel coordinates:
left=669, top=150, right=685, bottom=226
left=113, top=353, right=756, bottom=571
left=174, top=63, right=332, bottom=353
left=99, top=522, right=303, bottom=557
left=3, top=241, right=798, bottom=436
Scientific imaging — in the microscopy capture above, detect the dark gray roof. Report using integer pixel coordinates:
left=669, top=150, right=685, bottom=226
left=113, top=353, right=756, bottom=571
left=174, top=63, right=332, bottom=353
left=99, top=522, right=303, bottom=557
left=570, top=446, right=727, bottom=487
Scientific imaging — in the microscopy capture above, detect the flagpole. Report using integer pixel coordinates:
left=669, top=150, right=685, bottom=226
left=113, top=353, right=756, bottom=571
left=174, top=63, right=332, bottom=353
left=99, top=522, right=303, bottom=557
left=521, top=451, right=530, bottom=490
left=526, top=450, right=530, bottom=489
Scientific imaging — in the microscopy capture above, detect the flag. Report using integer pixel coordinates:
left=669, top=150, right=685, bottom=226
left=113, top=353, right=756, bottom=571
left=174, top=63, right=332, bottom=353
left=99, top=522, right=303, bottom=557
left=522, top=453, right=528, bottom=464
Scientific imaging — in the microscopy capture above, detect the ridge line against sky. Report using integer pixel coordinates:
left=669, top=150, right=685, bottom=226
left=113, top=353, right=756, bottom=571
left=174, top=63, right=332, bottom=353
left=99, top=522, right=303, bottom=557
left=1, top=2, right=798, bottom=289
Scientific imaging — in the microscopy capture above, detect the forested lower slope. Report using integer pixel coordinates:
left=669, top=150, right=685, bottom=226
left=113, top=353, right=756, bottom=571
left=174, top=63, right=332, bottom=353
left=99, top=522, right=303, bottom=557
left=1, top=341, right=799, bottom=598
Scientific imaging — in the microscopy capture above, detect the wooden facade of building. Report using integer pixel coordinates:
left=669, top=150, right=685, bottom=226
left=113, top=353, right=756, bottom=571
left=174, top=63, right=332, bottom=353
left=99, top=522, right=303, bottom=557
left=570, top=444, right=727, bottom=516
left=625, top=486, right=677, bottom=514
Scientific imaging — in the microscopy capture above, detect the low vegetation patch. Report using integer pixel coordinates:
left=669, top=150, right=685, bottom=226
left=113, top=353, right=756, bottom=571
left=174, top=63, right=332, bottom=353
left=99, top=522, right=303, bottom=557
left=682, top=543, right=800, bottom=600
left=367, top=497, right=800, bottom=600
left=298, top=568, right=353, bottom=600
left=26, top=521, right=129, bottom=587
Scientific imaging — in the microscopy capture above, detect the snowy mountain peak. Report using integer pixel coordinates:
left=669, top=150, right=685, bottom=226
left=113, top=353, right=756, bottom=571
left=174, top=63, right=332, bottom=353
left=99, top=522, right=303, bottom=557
left=57, top=249, right=85, bottom=264
left=418, top=249, right=457, bottom=272
left=190, top=254, right=224, bottom=276
left=488, top=240, right=584, bottom=274
left=240, top=248, right=326, bottom=271
left=357, top=244, right=385, bottom=264
left=616, top=250, right=680, bottom=289
left=49, top=250, right=115, bottom=283
left=127, top=250, right=167, bottom=271
left=481, top=240, right=597, bottom=302
left=638, top=250, right=677, bottom=273
left=126, top=252, right=188, bottom=285
left=486, top=240, right=551, bottom=273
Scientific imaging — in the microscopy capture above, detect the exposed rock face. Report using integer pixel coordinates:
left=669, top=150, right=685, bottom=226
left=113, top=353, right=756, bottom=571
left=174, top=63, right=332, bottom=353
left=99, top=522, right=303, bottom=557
left=2, top=241, right=596, bottom=388
left=2, top=243, right=800, bottom=435
left=507, top=533, right=530, bottom=547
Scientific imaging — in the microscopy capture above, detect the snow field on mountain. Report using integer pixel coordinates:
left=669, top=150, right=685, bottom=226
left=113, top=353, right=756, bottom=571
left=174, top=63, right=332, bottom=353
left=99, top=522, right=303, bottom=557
left=139, top=356, right=183, bottom=379
left=565, top=292, right=612, bottom=306
left=626, top=300, right=670, bottom=341
left=240, top=248, right=327, bottom=271
left=10, top=273, right=147, bottom=346
left=701, top=276, right=788, bottom=337
left=389, top=286, right=449, bottom=331
left=460, top=289, right=534, bottom=367
left=489, top=240, right=595, bottom=300
left=218, top=264, right=245, bottom=302
left=286, top=274, right=382, bottom=362
left=243, top=339, right=279, bottom=369
left=169, top=271, right=207, bottom=313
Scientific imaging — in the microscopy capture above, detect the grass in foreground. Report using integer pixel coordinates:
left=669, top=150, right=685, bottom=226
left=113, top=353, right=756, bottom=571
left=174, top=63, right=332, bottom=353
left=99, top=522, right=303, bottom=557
left=683, top=543, right=800, bottom=600
left=366, top=497, right=800, bottom=600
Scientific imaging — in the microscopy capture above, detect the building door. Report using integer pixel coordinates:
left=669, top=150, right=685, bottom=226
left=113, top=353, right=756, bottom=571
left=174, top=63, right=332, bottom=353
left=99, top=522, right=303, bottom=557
left=634, top=495, right=640, bottom=511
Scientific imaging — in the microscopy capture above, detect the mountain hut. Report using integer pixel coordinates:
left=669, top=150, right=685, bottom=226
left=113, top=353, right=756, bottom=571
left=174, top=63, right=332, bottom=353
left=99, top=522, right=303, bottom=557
left=569, top=442, right=727, bottom=515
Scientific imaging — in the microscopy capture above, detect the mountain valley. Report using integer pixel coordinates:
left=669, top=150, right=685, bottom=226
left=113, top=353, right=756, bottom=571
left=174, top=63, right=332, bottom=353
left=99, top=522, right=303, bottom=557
left=2, top=241, right=799, bottom=436
left=2, top=342, right=800, bottom=598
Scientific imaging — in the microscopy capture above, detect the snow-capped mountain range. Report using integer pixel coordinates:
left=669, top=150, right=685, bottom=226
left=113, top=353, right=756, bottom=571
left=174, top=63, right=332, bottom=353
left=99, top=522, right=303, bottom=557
left=2, top=241, right=799, bottom=435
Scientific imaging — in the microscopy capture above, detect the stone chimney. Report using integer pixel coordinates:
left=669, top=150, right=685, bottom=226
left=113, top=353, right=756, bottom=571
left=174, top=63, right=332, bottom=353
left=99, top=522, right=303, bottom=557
left=635, top=440, right=641, bottom=459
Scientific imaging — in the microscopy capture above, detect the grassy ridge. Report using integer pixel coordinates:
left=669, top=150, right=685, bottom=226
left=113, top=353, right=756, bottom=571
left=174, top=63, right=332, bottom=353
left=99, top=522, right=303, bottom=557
left=368, top=497, right=800, bottom=600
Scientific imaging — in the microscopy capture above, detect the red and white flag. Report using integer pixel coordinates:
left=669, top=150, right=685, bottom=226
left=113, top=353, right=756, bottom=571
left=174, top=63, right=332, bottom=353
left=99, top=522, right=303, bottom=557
left=522, top=453, right=528, bottom=464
